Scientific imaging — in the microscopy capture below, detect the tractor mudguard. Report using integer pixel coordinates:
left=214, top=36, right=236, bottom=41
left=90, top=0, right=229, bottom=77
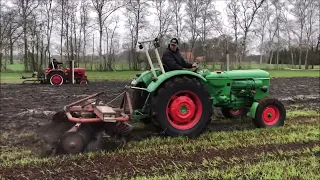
left=133, top=69, right=159, bottom=87
left=249, top=102, right=259, bottom=118
left=146, top=70, right=207, bottom=92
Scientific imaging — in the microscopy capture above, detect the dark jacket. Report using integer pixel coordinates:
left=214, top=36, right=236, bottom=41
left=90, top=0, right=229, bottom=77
left=161, top=45, right=193, bottom=71
left=48, top=60, right=63, bottom=69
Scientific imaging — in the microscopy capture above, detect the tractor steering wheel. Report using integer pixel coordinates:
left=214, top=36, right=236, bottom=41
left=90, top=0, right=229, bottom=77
left=58, top=64, right=66, bottom=70
left=192, top=66, right=199, bottom=73
left=191, top=62, right=199, bottom=73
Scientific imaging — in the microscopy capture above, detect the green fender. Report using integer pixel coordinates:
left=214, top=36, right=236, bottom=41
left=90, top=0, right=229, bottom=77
left=250, top=102, right=259, bottom=119
left=146, top=70, right=207, bottom=92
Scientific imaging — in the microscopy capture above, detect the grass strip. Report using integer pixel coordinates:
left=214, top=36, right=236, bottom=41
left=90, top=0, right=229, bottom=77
left=1, top=141, right=318, bottom=179
left=124, top=120, right=319, bottom=152
left=132, top=154, right=319, bottom=180
left=0, top=118, right=318, bottom=168
left=0, top=115, right=318, bottom=165
left=1, top=70, right=320, bottom=83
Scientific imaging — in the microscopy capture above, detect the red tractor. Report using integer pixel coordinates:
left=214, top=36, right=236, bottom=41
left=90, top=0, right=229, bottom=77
left=21, top=60, right=89, bottom=85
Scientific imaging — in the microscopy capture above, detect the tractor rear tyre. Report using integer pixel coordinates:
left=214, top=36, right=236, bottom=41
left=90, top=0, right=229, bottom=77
left=49, top=72, right=64, bottom=85
left=253, top=98, right=286, bottom=128
left=151, top=76, right=212, bottom=137
left=221, top=107, right=248, bottom=118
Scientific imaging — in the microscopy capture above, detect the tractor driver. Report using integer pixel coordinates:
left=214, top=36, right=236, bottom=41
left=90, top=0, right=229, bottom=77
left=48, top=58, right=63, bottom=69
left=161, top=38, right=198, bottom=72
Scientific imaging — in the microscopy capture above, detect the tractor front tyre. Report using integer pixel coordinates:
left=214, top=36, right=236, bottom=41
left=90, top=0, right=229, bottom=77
left=49, top=73, right=64, bottom=85
left=151, top=76, right=212, bottom=137
left=79, top=79, right=89, bottom=84
left=253, top=98, right=286, bottom=128
left=221, top=107, right=248, bottom=118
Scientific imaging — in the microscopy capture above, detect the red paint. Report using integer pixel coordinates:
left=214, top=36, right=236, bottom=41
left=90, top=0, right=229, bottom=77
left=166, top=90, right=202, bottom=130
left=262, top=105, right=280, bottom=125
left=230, top=108, right=243, bottom=116
left=51, top=74, right=63, bottom=85
left=66, top=112, right=129, bottom=123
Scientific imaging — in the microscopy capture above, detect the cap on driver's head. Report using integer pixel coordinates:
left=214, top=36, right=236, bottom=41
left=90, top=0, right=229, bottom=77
left=170, top=38, right=179, bottom=45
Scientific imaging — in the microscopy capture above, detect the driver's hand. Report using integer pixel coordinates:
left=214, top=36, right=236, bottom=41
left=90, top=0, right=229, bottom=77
left=192, top=63, right=198, bottom=68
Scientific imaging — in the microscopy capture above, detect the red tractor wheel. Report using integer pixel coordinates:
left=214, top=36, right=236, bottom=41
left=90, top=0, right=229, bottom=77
left=166, top=90, right=202, bottom=130
left=151, top=76, right=212, bottom=137
left=253, top=98, right=286, bottom=128
left=49, top=74, right=64, bottom=85
left=221, top=107, right=248, bottom=118
left=79, top=79, right=88, bottom=84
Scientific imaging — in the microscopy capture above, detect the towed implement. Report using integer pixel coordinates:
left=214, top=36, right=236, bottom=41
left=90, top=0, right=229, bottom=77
left=40, top=38, right=286, bottom=155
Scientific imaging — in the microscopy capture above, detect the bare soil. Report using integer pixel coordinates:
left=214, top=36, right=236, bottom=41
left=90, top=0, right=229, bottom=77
left=0, top=77, right=319, bottom=178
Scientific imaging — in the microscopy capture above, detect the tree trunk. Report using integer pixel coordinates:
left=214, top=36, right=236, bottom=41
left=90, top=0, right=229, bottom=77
left=291, top=51, right=294, bottom=68
left=10, top=36, right=13, bottom=64
left=269, top=50, right=274, bottom=69
left=304, top=49, right=309, bottom=69
left=61, top=0, right=64, bottom=61
left=24, top=22, right=28, bottom=72
left=276, top=50, right=279, bottom=69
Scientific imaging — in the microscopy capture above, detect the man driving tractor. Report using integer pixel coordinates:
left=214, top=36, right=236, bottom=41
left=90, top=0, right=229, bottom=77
left=161, top=38, right=198, bottom=72
left=48, top=58, right=63, bottom=69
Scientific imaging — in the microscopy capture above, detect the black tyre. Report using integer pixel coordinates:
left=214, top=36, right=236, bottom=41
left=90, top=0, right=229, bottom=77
left=151, top=76, right=212, bottom=137
left=79, top=79, right=89, bottom=84
left=221, top=107, right=248, bottom=118
left=253, top=98, right=286, bottom=128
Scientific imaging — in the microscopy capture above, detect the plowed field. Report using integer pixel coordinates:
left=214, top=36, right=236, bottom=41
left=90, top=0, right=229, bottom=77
left=0, top=77, right=319, bottom=179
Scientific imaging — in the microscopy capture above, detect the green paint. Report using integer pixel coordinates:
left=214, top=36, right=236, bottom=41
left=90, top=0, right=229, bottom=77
left=131, top=110, right=149, bottom=122
left=250, top=102, right=259, bottom=119
left=180, top=106, right=187, bottom=114
left=131, top=68, right=274, bottom=123
left=145, top=70, right=207, bottom=92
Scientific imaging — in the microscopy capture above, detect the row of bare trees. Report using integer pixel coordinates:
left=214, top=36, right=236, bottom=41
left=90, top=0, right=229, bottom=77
left=0, top=0, right=319, bottom=72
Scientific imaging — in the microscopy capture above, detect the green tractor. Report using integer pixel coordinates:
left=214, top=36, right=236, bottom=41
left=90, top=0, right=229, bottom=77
left=41, top=38, right=286, bottom=155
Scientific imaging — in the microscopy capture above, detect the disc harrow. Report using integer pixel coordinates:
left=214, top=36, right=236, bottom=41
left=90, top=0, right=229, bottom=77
left=39, top=88, right=135, bottom=156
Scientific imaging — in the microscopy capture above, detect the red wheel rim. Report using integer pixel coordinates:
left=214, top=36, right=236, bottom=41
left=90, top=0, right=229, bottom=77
left=51, top=75, right=63, bottom=85
left=230, top=108, right=243, bottom=116
left=166, top=90, right=202, bottom=130
left=262, top=105, right=280, bottom=125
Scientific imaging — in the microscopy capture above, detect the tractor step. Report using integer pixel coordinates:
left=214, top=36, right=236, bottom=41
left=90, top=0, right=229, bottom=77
left=94, top=106, right=117, bottom=122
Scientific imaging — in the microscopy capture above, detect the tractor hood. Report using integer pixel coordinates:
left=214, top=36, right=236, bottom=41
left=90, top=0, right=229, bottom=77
left=73, top=68, right=85, bottom=73
left=202, top=69, right=270, bottom=79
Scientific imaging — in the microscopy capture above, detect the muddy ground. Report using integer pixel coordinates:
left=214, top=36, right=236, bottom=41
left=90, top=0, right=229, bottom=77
left=0, top=77, right=319, bottom=154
